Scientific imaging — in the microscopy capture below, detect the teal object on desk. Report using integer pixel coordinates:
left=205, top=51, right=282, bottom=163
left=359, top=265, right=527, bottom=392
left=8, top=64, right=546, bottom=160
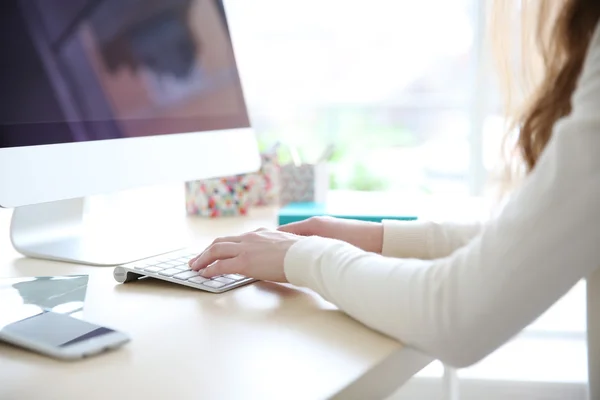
left=278, top=202, right=418, bottom=226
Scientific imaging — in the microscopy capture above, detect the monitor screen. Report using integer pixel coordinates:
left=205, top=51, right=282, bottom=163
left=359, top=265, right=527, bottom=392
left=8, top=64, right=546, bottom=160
left=0, top=0, right=250, bottom=149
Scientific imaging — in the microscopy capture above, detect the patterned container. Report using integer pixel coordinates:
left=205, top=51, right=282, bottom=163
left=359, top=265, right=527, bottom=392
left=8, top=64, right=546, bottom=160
left=185, top=175, right=254, bottom=218
left=279, top=162, right=329, bottom=205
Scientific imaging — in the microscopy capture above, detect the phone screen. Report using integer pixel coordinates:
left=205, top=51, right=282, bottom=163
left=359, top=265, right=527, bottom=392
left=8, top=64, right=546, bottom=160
left=1, top=310, right=115, bottom=348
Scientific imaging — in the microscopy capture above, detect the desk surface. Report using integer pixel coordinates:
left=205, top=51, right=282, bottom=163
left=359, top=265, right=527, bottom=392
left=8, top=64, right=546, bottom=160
left=0, top=205, right=430, bottom=400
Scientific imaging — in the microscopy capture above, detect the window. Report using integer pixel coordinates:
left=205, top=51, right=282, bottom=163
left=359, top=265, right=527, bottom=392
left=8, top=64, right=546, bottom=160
left=226, top=0, right=485, bottom=195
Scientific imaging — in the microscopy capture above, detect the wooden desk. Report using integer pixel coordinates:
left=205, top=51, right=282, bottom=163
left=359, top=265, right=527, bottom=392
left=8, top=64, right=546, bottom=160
left=0, top=206, right=431, bottom=400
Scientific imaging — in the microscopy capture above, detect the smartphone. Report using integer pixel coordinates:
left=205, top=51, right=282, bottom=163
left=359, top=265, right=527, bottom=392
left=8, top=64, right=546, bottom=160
left=0, top=307, right=130, bottom=360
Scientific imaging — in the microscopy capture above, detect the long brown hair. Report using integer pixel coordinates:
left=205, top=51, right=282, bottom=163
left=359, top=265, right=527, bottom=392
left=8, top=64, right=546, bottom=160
left=493, top=0, right=600, bottom=186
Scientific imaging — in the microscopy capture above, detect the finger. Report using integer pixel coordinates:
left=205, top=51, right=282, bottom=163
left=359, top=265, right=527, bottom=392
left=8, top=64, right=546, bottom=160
left=188, top=256, right=198, bottom=267
left=277, top=220, right=311, bottom=235
left=212, top=229, right=264, bottom=245
left=188, top=253, right=205, bottom=267
left=188, top=236, right=244, bottom=267
left=191, top=242, right=240, bottom=270
left=200, top=257, right=244, bottom=278
left=212, top=235, right=244, bottom=245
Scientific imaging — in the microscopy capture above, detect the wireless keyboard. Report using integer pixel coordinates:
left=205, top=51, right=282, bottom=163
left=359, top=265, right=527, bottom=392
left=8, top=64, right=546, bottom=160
left=113, top=249, right=255, bottom=293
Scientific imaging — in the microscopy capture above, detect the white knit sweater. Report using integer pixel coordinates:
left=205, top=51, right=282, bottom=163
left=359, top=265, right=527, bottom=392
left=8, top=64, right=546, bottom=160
left=283, top=24, right=600, bottom=368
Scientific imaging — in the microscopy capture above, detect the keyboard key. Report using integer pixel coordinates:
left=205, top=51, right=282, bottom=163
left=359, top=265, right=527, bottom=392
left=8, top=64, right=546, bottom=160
left=133, top=263, right=148, bottom=270
left=188, top=276, right=209, bottom=284
left=214, top=276, right=235, bottom=284
left=203, top=280, right=226, bottom=289
left=144, top=266, right=164, bottom=273
left=159, top=268, right=182, bottom=277
left=173, top=270, right=200, bottom=280
left=165, top=261, right=182, bottom=266
left=175, top=265, right=190, bottom=271
left=226, top=274, right=246, bottom=281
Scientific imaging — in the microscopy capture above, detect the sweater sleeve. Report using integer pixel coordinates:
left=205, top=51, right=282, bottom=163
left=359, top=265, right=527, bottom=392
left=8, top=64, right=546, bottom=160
left=283, top=24, right=600, bottom=368
left=381, top=219, right=483, bottom=259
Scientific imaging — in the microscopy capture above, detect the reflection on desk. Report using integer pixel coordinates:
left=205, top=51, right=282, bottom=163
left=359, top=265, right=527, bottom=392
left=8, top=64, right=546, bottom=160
left=1, top=275, right=88, bottom=313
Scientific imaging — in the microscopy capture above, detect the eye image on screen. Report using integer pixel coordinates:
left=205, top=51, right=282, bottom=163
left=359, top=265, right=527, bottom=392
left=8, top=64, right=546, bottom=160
left=0, top=0, right=249, bottom=148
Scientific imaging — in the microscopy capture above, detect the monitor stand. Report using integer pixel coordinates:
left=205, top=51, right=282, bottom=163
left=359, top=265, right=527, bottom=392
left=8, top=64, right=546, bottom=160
left=10, top=190, right=188, bottom=266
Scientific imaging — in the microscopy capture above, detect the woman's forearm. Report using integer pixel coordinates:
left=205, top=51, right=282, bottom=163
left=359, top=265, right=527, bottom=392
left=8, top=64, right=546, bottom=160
left=381, top=219, right=483, bottom=260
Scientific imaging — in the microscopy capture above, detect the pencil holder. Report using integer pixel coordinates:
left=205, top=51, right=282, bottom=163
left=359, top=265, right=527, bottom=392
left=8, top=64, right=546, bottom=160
left=185, top=175, right=254, bottom=218
left=279, top=162, right=329, bottom=205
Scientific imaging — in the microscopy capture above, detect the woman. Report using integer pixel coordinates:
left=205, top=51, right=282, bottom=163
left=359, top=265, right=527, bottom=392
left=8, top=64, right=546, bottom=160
left=189, top=0, right=600, bottom=369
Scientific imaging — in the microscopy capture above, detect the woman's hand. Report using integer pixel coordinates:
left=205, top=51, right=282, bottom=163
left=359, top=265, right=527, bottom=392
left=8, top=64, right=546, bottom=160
left=278, top=216, right=384, bottom=253
left=188, top=229, right=302, bottom=282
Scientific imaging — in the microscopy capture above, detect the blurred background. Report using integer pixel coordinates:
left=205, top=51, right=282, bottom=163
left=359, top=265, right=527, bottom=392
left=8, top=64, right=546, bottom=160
left=226, top=0, right=504, bottom=197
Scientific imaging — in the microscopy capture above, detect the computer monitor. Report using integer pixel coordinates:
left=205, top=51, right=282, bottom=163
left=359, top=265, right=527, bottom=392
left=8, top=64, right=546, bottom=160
left=0, top=0, right=261, bottom=265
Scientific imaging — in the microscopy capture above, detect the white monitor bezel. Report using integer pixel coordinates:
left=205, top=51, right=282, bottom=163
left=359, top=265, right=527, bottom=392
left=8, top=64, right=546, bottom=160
left=0, top=128, right=260, bottom=208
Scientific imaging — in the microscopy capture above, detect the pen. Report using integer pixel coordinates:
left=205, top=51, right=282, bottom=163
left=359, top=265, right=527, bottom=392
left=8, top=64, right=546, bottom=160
left=317, top=143, right=335, bottom=163
left=288, top=144, right=302, bottom=167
